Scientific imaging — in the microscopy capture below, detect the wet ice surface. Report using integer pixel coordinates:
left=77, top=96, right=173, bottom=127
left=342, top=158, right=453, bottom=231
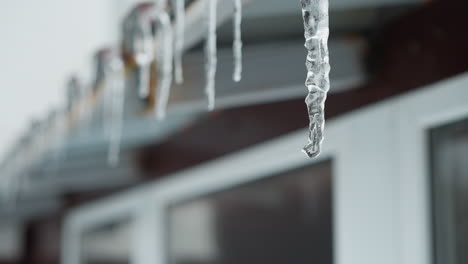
left=205, top=0, right=218, bottom=110
left=301, top=0, right=330, bottom=158
left=174, top=0, right=185, bottom=84
left=233, top=0, right=242, bottom=82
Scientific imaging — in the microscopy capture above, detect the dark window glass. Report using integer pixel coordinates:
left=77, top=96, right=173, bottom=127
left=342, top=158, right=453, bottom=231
left=430, top=118, right=468, bottom=264
left=81, top=219, right=131, bottom=264
left=167, top=161, right=333, bottom=264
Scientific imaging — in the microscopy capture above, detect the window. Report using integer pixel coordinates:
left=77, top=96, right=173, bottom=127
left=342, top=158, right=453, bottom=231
left=81, top=219, right=132, bottom=264
left=430, top=118, right=468, bottom=264
left=167, top=161, right=333, bottom=264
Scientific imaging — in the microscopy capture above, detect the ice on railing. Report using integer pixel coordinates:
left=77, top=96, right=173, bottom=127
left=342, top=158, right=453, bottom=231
left=300, top=0, right=330, bottom=158
left=205, top=0, right=218, bottom=110
left=233, top=0, right=242, bottom=82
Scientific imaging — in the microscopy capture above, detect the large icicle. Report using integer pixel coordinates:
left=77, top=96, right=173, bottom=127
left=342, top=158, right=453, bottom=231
left=154, top=6, right=174, bottom=120
left=232, top=0, right=242, bottom=82
left=205, top=0, right=218, bottom=110
left=300, top=0, right=330, bottom=158
left=174, top=0, right=185, bottom=84
left=106, top=54, right=125, bottom=166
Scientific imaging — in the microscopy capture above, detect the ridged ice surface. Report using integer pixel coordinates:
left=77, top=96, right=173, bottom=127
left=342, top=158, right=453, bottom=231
left=300, top=0, right=330, bottom=158
left=205, top=0, right=218, bottom=110
left=232, top=0, right=242, bottom=82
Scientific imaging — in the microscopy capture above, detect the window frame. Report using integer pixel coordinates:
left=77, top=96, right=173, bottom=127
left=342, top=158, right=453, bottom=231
left=62, top=72, right=468, bottom=264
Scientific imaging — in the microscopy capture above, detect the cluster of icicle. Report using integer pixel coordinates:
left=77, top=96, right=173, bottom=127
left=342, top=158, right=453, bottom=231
left=300, top=0, right=330, bottom=158
left=0, top=142, right=25, bottom=208
left=0, top=0, right=245, bottom=196
left=107, top=0, right=243, bottom=164
left=0, top=111, right=67, bottom=208
left=206, top=0, right=242, bottom=109
left=131, top=1, right=173, bottom=120
left=204, top=0, right=242, bottom=109
left=133, top=0, right=242, bottom=113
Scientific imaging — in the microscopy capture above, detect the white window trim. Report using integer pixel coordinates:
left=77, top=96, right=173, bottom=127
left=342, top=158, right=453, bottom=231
left=396, top=73, right=468, bottom=264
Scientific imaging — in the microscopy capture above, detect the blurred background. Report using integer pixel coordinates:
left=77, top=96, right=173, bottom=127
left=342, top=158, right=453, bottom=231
left=0, top=0, right=468, bottom=264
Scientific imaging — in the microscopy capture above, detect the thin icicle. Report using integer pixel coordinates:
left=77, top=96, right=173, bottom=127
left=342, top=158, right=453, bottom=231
left=5, top=136, right=30, bottom=209
left=107, top=55, right=125, bottom=166
left=205, top=0, right=218, bottom=110
left=103, top=65, right=114, bottom=137
left=0, top=163, right=8, bottom=204
left=138, top=65, right=151, bottom=98
left=3, top=157, right=20, bottom=209
left=135, top=8, right=154, bottom=98
left=49, top=109, right=66, bottom=177
left=44, top=110, right=58, bottom=174
left=93, top=50, right=114, bottom=136
left=174, top=0, right=185, bottom=84
left=0, top=173, right=10, bottom=206
left=154, top=7, right=174, bottom=120
left=1, top=138, right=27, bottom=208
left=300, top=0, right=330, bottom=158
left=232, top=0, right=242, bottom=82
left=0, top=153, right=16, bottom=207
